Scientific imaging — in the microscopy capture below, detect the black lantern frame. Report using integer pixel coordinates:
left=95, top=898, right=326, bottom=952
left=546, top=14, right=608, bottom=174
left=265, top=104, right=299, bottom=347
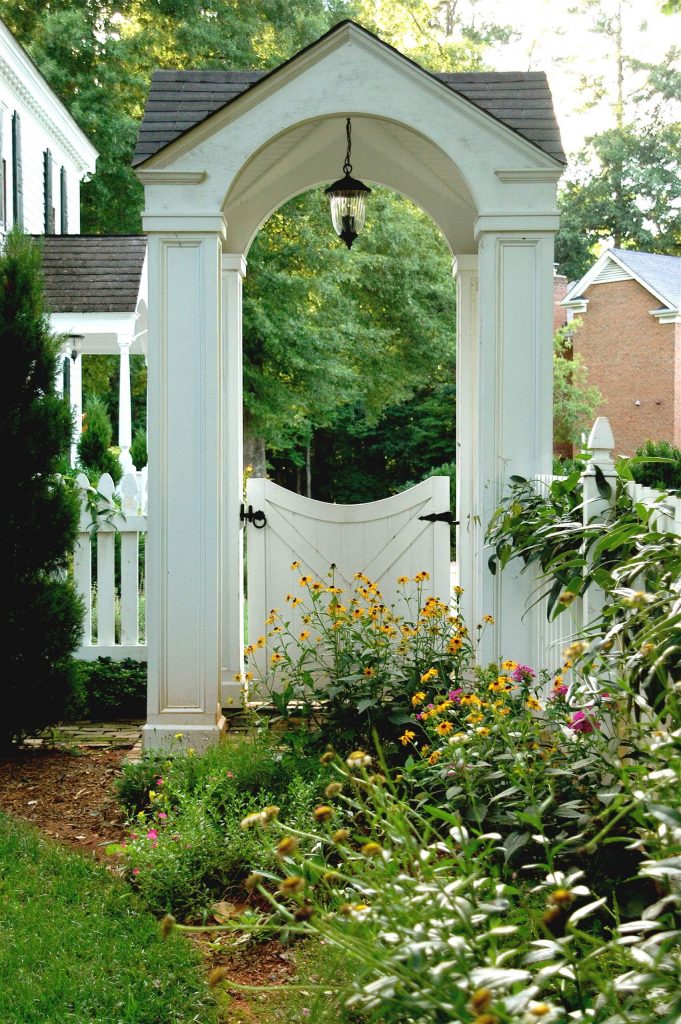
left=324, top=118, right=371, bottom=249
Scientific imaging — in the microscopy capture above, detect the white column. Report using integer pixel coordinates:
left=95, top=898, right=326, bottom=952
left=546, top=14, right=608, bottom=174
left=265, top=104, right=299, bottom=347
left=142, top=216, right=227, bottom=752
left=55, top=347, right=66, bottom=397
left=221, top=254, right=246, bottom=708
left=117, top=333, right=134, bottom=474
left=474, top=225, right=555, bottom=668
left=453, top=255, right=480, bottom=642
left=70, top=349, right=83, bottom=468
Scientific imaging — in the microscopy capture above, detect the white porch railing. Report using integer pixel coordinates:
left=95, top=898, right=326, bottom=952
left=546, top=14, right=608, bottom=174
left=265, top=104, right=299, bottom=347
left=73, top=469, right=148, bottom=661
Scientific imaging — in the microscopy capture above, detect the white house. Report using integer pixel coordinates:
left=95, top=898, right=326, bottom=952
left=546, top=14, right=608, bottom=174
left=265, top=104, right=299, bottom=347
left=0, top=18, right=97, bottom=236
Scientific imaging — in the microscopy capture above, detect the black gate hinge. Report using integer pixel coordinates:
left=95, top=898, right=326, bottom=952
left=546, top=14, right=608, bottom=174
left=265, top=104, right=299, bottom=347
left=418, top=510, right=458, bottom=525
left=240, top=503, right=267, bottom=529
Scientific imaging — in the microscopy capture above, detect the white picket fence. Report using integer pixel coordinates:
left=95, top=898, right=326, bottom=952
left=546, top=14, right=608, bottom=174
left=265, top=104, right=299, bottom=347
left=71, top=418, right=681, bottom=670
left=533, top=419, right=681, bottom=670
left=73, top=469, right=148, bottom=661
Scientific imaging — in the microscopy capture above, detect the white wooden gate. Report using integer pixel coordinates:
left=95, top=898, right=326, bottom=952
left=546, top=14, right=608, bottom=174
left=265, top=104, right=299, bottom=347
left=245, top=476, right=451, bottom=683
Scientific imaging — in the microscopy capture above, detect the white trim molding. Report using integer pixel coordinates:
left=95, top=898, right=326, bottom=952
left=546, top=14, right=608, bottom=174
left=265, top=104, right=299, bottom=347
left=0, top=24, right=97, bottom=175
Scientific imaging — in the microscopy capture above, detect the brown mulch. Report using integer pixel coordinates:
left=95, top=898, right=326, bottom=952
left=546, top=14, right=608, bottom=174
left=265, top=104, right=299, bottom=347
left=0, top=746, right=129, bottom=862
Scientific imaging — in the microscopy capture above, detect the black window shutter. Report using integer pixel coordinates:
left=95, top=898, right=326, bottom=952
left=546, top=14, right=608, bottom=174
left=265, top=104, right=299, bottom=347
left=60, top=166, right=68, bottom=233
left=44, top=149, right=53, bottom=234
left=12, top=112, right=23, bottom=227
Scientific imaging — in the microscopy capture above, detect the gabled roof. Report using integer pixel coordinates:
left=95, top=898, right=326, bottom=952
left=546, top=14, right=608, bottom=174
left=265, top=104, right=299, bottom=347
left=0, top=19, right=98, bottom=174
left=36, top=235, right=147, bottom=314
left=564, top=247, right=681, bottom=311
left=133, top=21, right=565, bottom=167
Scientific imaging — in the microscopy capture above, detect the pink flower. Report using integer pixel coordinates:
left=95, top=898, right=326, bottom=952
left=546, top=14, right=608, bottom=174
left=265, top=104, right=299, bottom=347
left=511, top=664, right=535, bottom=684
left=156, top=778, right=164, bottom=786
left=551, top=685, right=568, bottom=699
left=448, top=688, right=463, bottom=703
left=226, top=771, right=234, bottom=778
left=568, top=710, right=600, bottom=733
left=146, top=829, right=158, bottom=841
left=158, top=812, right=168, bottom=820
left=132, top=868, right=140, bottom=876
left=129, top=832, right=138, bottom=840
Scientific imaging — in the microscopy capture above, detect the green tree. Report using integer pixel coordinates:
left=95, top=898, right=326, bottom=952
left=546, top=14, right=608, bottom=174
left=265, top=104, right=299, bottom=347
left=1, top=231, right=83, bottom=747
left=552, top=321, right=602, bottom=447
left=243, top=187, right=456, bottom=475
left=555, top=1, right=681, bottom=279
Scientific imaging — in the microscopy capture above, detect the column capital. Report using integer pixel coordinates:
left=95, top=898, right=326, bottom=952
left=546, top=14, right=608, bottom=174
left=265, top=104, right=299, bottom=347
left=116, top=333, right=134, bottom=353
left=474, top=213, right=560, bottom=239
left=452, top=253, right=478, bottom=278
left=222, top=253, right=247, bottom=278
left=142, top=213, right=227, bottom=237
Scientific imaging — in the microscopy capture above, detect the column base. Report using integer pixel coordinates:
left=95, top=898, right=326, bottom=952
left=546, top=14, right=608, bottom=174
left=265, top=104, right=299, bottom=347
left=142, top=716, right=227, bottom=753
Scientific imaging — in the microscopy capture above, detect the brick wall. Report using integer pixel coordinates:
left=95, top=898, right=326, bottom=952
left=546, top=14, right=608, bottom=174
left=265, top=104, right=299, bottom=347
left=573, top=278, right=677, bottom=457
left=553, top=274, right=568, bottom=332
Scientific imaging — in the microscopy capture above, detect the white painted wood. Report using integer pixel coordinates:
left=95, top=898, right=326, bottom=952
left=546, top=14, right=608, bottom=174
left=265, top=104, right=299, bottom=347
left=221, top=255, right=246, bottom=708
left=475, top=229, right=556, bottom=669
left=0, top=21, right=97, bottom=238
left=77, top=644, right=147, bottom=662
left=96, top=529, right=116, bottom=646
left=246, top=476, right=451, bottom=688
left=73, top=531, right=92, bottom=645
left=120, top=531, right=139, bottom=645
left=117, top=334, right=134, bottom=474
left=69, top=351, right=82, bottom=467
left=142, top=227, right=227, bottom=752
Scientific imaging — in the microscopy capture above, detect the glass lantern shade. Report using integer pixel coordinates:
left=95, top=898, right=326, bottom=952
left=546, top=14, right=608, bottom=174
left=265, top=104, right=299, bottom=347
left=325, top=173, right=371, bottom=249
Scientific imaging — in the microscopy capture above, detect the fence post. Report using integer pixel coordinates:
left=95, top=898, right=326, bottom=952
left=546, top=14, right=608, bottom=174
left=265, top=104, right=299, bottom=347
left=582, top=417, right=617, bottom=630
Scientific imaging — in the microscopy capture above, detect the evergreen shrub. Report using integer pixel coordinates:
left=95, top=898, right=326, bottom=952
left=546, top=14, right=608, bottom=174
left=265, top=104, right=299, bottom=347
left=78, top=394, right=122, bottom=484
left=67, top=657, right=147, bottom=721
left=130, top=427, right=147, bottom=469
left=1, top=231, right=83, bottom=746
left=630, top=438, right=681, bottom=491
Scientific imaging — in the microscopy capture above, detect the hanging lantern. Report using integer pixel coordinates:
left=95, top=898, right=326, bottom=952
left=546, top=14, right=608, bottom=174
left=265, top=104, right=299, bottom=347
left=325, top=118, right=371, bottom=249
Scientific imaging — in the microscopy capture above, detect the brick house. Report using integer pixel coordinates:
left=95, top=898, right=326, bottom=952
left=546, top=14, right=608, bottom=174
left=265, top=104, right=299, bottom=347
left=561, top=248, right=681, bottom=456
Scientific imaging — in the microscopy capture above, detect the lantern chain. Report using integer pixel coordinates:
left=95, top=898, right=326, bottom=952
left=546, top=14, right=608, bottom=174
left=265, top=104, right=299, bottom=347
left=343, top=117, right=353, bottom=175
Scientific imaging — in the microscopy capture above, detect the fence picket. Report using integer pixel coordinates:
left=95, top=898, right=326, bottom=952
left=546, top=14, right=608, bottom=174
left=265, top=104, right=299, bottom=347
left=96, top=529, right=116, bottom=646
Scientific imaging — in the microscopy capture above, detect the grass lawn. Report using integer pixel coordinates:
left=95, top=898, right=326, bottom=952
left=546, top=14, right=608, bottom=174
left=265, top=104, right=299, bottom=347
left=0, top=812, right=218, bottom=1024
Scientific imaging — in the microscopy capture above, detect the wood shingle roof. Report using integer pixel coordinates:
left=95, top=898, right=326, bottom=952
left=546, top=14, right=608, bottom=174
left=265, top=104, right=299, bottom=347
left=133, top=26, right=565, bottom=168
left=36, top=235, right=147, bottom=314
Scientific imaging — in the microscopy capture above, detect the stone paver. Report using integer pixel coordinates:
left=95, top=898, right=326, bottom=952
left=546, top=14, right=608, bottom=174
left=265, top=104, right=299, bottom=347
left=24, top=720, right=143, bottom=751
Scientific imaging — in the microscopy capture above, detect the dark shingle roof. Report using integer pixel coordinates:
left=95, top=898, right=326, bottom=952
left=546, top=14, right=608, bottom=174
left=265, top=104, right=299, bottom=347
left=134, top=68, right=565, bottom=167
left=35, top=235, right=147, bottom=313
left=611, top=249, right=681, bottom=309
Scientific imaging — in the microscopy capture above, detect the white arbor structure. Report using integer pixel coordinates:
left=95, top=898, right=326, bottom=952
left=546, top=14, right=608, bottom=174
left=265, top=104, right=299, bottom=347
left=134, top=22, right=565, bottom=750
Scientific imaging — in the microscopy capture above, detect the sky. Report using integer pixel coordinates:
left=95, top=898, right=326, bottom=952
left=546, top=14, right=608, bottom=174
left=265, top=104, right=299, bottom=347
left=477, top=0, right=678, bottom=156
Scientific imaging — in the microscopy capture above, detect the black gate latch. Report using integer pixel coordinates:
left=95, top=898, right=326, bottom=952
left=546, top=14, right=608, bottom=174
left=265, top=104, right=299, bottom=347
left=418, top=510, right=457, bottom=525
left=240, top=504, right=267, bottom=529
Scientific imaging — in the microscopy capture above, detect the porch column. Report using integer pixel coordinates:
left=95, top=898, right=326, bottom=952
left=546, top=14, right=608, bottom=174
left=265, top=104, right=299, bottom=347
left=221, top=254, right=246, bottom=708
left=69, top=347, right=83, bottom=467
left=475, top=222, right=556, bottom=668
left=453, top=255, right=480, bottom=640
left=142, top=215, right=227, bottom=751
left=117, top=332, right=134, bottom=474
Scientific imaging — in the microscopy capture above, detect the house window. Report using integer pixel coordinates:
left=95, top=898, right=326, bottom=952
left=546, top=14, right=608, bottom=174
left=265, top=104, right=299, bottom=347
left=44, top=149, right=55, bottom=234
left=0, top=159, right=6, bottom=227
left=60, top=166, right=68, bottom=234
left=12, top=112, right=23, bottom=227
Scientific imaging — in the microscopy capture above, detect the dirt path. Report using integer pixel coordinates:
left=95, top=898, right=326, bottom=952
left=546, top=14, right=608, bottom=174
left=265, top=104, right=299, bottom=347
left=0, top=746, right=129, bottom=861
